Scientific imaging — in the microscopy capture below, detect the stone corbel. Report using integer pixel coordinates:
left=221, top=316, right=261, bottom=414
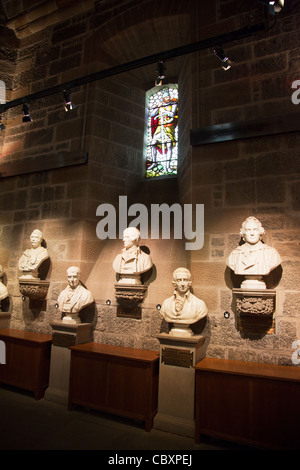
left=114, top=283, right=147, bottom=305
left=232, top=288, right=276, bottom=317
left=19, top=278, right=50, bottom=300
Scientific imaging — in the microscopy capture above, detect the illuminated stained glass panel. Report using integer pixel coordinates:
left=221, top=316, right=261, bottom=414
left=145, top=84, right=178, bottom=178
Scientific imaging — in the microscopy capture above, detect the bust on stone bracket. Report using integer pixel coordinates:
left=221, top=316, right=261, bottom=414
left=113, top=227, right=153, bottom=308
left=0, top=265, right=10, bottom=328
left=18, top=229, right=50, bottom=301
left=226, top=217, right=282, bottom=327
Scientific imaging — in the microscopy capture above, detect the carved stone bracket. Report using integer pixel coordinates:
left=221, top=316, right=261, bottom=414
left=114, top=283, right=147, bottom=305
left=233, top=288, right=276, bottom=316
left=19, top=278, right=50, bottom=300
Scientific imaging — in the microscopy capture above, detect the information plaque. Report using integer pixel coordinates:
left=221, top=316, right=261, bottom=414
left=161, top=347, right=193, bottom=368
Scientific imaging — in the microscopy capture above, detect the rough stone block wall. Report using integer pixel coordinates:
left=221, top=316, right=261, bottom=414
left=0, top=0, right=193, bottom=350
left=0, top=0, right=299, bottom=362
left=190, top=0, right=300, bottom=365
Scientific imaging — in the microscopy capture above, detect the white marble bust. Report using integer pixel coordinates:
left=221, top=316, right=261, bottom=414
left=161, top=267, right=208, bottom=337
left=57, top=266, right=94, bottom=324
left=18, top=229, right=49, bottom=279
left=113, top=227, right=153, bottom=285
left=0, top=265, right=8, bottom=302
left=226, top=216, right=281, bottom=289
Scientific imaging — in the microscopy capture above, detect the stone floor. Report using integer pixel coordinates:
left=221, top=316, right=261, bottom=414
left=0, top=384, right=259, bottom=452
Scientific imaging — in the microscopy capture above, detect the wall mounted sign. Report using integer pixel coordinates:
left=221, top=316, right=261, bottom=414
left=161, top=347, right=193, bottom=368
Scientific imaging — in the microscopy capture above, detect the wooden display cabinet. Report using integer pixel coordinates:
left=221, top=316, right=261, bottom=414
left=195, top=357, right=300, bottom=450
left=68, top=342, right=159, bottom=431
left=0, top=328, right=52, bottom=399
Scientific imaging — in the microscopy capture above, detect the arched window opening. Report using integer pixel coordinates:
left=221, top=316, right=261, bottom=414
left=145, top=84, right=178, bottom=179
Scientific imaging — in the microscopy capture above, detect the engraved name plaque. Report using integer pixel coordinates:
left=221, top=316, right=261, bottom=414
left=161, top=347, right=193, bottom=368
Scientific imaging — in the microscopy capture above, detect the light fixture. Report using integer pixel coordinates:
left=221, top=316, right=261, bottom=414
left=0, top=115, right=5, bottom=131
left=63, top=89, right=75, bottom=112
left=271, top=0, right=284, bottom=13
left=0, top=23, right=267, bottom=116
left=155, top=61, right=166, bottom=86
left=214, top=47, right=233, bottom=71
left=258, top=0, right=284, bottom=14
left=22, top=103, right=32, bottom=122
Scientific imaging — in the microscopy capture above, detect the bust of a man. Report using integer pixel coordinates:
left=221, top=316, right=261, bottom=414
left=18, top=229, right=49, bottom=279
left=161, top=267, right=208, bottom=337
left=226, top=216, right=281, bottom=289
left=0, top=265, right=8, bottom=303
left=113, top=227, right=153, bottom=285
left=57, top=266, right=94, bottom=324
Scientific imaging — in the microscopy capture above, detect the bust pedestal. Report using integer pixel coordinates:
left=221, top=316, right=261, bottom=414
left=114, top=283, right=147, bottom=304
left=169, top=323, right=194, bottom=337
left=19, top=278, right=50, bottom=300
left=45, top=321, right=92, bottom=405
left=154, top=333, right=206, bottom=438
left=233, top=287, right=276, bottom=334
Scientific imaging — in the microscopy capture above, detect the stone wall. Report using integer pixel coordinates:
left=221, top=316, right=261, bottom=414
left=0, top=0, right=299, bottom=363
left=189, top=0, right=300, bottom=364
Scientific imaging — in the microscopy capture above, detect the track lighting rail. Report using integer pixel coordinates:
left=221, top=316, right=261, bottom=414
left=0, top=22, right=266, bottom=114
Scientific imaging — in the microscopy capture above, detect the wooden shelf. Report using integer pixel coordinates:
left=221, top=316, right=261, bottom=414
left=68, top=342, right=159, bottom=431
left=195, top=357, right=300, bottom=449
left=0, top=328, right=52, bottom=399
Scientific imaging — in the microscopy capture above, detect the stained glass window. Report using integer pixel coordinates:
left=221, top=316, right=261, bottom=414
left=145, top=84, right=178, bottom=178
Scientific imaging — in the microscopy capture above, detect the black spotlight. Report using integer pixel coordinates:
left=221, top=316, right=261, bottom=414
left=22, top=103, right=32, bottom=122
left=157, top=61, right=166, bottom=80
left=258, top=0, right=284, bottom=15
left=214, top=46, right=233, bottom=71
left=63, top=90, right=75, bottom=112
left=0, top=115, right=5, bottom=131
left=155, top=61, right=166, bottom=85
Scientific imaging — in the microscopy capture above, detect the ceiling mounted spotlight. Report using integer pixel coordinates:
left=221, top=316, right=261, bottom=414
left=258, top=0, right=284, bottom=15
left=63, top=89, right=75, bottom=112
left=214, top=47, right=233, bottom=71
left=0, top=115, right=5, bottom=131
left=272, top=0, right=284, bottom=13
left=155, top=61, right=166, bottom=86
left=22, top=103, right=32, bottom=122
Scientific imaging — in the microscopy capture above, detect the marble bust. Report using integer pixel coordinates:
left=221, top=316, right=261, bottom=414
left=57, top=266, right=94, bottom=324
left=161, top=267, right=208, bottom=337
left=226, top=216, right=281, bottom=289
left=0, top=265, right=8, bottom=303
left=113, top=227, right=153, bottom=285
left=18, top=229, right=49, bottom=279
